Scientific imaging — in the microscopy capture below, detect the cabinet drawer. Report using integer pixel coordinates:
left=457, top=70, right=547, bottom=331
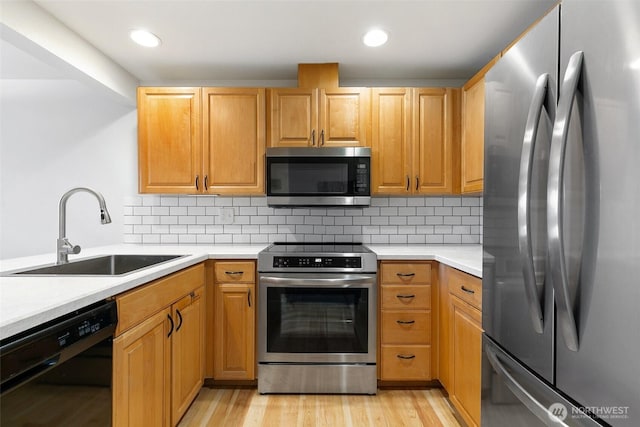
left=380, top=262, right=431, bottom=285
left=380, top=345, right=431, bottom=380
left=381, top=285, right=431, bottom=310
left=381, top=311, right=431, bottom=344
left=214, top=261, right=255, bottom=283
left=448, top=267, right=482, bottom=310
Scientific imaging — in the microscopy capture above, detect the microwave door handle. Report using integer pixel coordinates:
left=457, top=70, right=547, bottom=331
left=518, top=73, right=551, bottom=335
left=548, top=51, right=584, bottom=352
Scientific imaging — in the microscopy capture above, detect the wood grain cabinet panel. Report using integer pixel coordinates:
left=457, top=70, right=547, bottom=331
left=138, top=87, right=202, bottom=194
left=138, top=87, right=265, bottom=195
left=268, top=87, right=369, bottom=147
left=213, top=260, right=256, bottom=381
left=113, top=264, right=205, bottom=427
left=202, top=88, right=265, bottom=194
left=371, top=88, right=456, bottom=195
left=379, top=261, right=434, bottom=381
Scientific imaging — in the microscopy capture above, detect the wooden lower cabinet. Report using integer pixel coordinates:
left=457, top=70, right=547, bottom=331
left=439, top=265, right=483, bottom=427
left=378, top=261, right=434, bottom=381
left=170, top=287, right=205, bottom=426
left=213, top=260, right=256, bottom=380
left=113, top=308, right=170, bottom=427
left=113, top=264, right=205, bottom=427
left=450, top=296, right=482, bottom=427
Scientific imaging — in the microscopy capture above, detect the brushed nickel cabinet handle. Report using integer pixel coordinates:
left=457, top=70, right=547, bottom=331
left=204, top=175, right=209, bottom=191
left=248, top=289, right=252, bottom=307
left=195, top=175, right=200, bottom=190
left=397, top=354, right=416, bottom=360
left=406, top=175, right=410, bottom=191
left=320, top=129, right=325, bottom=146
left=311, top=129, right=316, bottom=146
left=461, top=285, right=475, bottom=294
left=225, top=271, right=244, bottom=275
left=396, top=294, right=416, bottom=299
left=396, top=320, right=416, bottom=325
left=415, top=176, right=419, bottom=191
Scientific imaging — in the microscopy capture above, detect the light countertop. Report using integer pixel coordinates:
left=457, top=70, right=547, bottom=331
left=0, top=243, right=481, bottom=340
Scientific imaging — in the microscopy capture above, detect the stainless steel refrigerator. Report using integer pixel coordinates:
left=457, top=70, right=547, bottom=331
left=482, top=1, right=640, bottom=426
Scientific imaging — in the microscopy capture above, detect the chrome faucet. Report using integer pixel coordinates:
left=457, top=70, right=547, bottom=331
left=57, top=187, right=112, bottom=264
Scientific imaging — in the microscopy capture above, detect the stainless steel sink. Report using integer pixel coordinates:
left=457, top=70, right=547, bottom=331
left=4, top=254, right=186, bottom=276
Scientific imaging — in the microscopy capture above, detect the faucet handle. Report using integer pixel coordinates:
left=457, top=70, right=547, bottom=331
left=70, top=244, right=81, bottom=255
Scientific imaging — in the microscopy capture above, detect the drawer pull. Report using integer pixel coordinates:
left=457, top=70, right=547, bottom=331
left=225, top=271, right=244, bottom=275
left=461, top=285, right=475, bottom=294
left=396, top=294, right=416, bottom=299
left=396, top=272, right=415, bottom=278
left=396, top=320, right=416, bottom=325
left=397, top=354, right=416, bottom=360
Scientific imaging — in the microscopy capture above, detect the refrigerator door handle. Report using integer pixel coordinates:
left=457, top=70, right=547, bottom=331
left=548, top=51, right=584, bottom=352
left=485, top=342, right=569, bottom=426
left=518, top=73, right=553, bottom=335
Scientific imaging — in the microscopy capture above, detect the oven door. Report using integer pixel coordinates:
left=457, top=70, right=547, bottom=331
left=258, top=273, right=376, bottom=364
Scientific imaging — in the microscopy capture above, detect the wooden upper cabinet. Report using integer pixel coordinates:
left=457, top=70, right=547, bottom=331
left=371, top=88, right=411, bottom=194
left=267, top=88, right=318, bottom=147
left=371, top=88, right=455, bottom=195
left=413, top=88, right=455, bottom=194
left=319, top=87, right=370, bottom=147
left=460, top=55, right=499, bottom=194
left=202, top=88, right=265, bottom=194
left=268, top=87, right=370, bottom=148
left=138, top=87, right=202, bottom=194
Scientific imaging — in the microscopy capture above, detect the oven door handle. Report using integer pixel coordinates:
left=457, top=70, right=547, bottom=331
left=259, top=274, right=376, bottom=287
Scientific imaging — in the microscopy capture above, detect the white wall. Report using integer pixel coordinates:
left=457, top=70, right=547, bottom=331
left=0, top=78, right=137, bottom=259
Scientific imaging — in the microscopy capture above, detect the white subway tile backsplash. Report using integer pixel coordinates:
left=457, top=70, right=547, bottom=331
left=123, top=196, right=482, bottom=244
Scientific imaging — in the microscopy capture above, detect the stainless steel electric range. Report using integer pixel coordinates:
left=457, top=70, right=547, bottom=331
left=257, top=242, right=377, bottom=394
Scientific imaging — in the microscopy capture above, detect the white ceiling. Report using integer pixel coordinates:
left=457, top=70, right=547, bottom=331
left=24, top=0, right=557, bottom=85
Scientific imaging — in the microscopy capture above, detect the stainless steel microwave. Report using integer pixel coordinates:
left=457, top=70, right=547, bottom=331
left=265, top=147, right=371, bottom=207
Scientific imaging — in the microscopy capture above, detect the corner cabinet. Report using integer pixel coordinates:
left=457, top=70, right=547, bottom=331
left=439, top=265, right=483, bottom=427
left=113, top=264, right=205, bottom=427
left=138, top=87, right=265, bottom=195
left=371, top=88, right=456, bottom=195
left=213, top=260, right=256, bottom=380
left=267, top=87, right=370, bottom=147
left=460, top=55, right=499, bottom=194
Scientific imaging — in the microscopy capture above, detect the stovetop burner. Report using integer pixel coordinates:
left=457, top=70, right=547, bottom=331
left=264, top=242, right=372, bottom=254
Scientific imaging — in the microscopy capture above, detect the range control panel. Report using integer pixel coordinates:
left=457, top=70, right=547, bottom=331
left=273, top=256, right=362, bottom=269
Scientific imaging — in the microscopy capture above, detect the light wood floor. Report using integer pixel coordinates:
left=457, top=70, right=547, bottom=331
left=179, top=388, right=462, bottom=427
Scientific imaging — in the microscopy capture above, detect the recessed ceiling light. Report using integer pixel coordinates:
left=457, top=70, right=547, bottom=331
left=129, top=29, right=161, bottom=48
left=363, top=29, right=388, bottom=47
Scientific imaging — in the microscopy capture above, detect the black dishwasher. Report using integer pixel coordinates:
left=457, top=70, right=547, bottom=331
left=0, top=300, right=117, bottom=426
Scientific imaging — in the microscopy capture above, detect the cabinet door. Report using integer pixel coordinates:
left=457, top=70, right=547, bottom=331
left=202, top=88, right=265, bottom=194
left=267, top=88, right=317, bottom=147
left=319, top=87, right=370, bottom=147
left=413, top=88, right=454, bottom=194
left=138, top=87, right=202, bottom=194
left=113, top=308, right=171, bottom=427
left=371, top=88, right=412, bottom=194
left=214, top=284, right=255, bottom=380
left=461, top=79, right=485, bottom=193
left=171, top=287, right=204, bottom=426
left=451, top=296, right=482, bottom=427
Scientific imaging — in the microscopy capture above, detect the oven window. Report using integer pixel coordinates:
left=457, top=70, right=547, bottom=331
left=269, top=162, right=349, bottom=195
left=266, top=287, right=369, bottom=353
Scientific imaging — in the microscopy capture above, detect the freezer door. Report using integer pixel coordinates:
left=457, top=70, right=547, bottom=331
left=483, top=6, right=558, bottom=383
left=482, top=335, right=602, bottom=427
left=552, top=1, right=640, bottom=424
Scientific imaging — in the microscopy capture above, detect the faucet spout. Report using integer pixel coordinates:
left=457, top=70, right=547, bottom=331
left=57, top=187, right=112, bottom=264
